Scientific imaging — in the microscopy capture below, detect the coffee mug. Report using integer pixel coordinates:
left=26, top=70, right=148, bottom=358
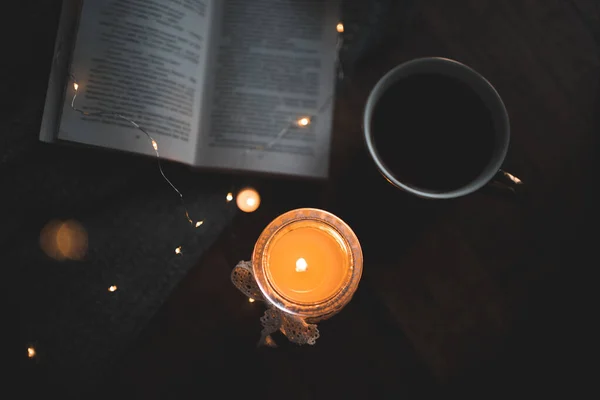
left=363, top=57, right=522, bottom=199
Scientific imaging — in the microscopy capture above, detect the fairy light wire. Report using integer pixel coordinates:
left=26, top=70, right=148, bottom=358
left=67, top=23, right=345, bottom=222
left=25, top=22, right=347, bottom=360
left=256, top=24, right=344, bottom=152
left=69, top=74, right=195, bottom=225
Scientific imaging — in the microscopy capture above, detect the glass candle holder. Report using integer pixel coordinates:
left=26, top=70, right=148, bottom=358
left=253, top=208, right=363, bottom=322
left=232, top=208, right=363, bottom=345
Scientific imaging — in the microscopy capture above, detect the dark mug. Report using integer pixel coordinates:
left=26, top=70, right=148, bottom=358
left=363, top=57, right=522, bottom=199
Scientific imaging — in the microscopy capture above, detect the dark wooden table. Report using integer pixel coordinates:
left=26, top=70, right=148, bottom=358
left=100, top=0, right=598, bottom=397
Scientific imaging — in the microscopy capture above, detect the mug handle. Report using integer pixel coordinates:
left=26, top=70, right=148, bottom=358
left=484, top=169, right=524, bottom=195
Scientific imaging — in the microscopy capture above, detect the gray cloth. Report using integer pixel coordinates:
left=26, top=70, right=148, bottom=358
left=5, top=130, right=236, bottom=390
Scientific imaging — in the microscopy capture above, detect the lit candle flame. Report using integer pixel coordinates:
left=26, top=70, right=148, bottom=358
left=27, top=347, right=36, bottom=358
left=108, top=285, right=117, bottom=292
left=175, top=246, right=182, bottom=255
left=336, top=22, right=344, bottom=33
left=295, top=257, right=308, bottom=272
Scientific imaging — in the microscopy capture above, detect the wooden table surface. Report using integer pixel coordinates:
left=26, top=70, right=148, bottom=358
left=101, top=0, right=599, bottom=397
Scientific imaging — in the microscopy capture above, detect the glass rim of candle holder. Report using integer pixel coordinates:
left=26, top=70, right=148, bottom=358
left=252, top=208, right=363, bottom=322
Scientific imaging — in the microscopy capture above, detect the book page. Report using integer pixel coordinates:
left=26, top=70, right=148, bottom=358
left=197, top=0, right=339, bottom=178
left=57, top=0, right=215, bottom=163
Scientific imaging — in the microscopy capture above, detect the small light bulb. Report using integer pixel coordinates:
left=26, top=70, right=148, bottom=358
left=263, top=335, right=277, bottom=347
left=226, top=192, right=233, bottom=202
left=336, top=22, right=344, bottom=33
left=108, top=285, right=117, bottom=292
left=152, top=140, right=158, bottom=151
left=27, top=346, right=36, bottom=358
left=175, top=246, right=182, bottom=254
left=502, top=171, right=523, bottom=184
left=297, top=117, right=310, bottom=127
left=73, top=82, right=79, bottom=91
left=195, top=221, right=204, bottom=228
left=248, top=298, right=255, bottom=303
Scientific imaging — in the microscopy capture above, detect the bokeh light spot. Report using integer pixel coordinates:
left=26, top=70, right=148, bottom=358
left=40, top=219, right=88, bottom=261
left=236, top=188, right=261, bottom=213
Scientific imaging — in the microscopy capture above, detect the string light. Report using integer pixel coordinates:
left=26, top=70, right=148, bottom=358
left=263, top=335, right=277, bottom=347
left=24, top=25, right=348, bottom=352
left=248, top=298, right=255, bottom=303
left=244, top=21, right=344, bottom=153
left=62, top=20, right=346, bottom=266
left=297, top=117, right=311, bottom=127
left=335, top=22, right=345, bottom=80
left=502, top=170, right=523, bottom=184
left=68, top=74, right=197, bottom=226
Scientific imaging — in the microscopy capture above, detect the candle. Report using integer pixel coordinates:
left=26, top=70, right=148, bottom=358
left=252, top=208, right=362, bottom=321
left=236, top=187, right=261, bottom=213
left=266, top=222, right=349, bottom=303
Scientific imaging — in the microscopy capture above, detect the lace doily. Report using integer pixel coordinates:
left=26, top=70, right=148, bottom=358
left=231, top=260, right=320, bottom=347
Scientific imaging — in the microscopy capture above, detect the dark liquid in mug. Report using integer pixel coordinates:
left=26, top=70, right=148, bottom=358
left=371, top=73, right=496, bottom=192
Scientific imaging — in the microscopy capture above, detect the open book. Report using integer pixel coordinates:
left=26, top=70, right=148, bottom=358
left=41, top=0, right=339, bottom=179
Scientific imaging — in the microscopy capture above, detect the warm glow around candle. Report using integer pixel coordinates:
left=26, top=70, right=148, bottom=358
left=236, top=188, right=261, bottom=213
left=266, top=222, right=349, bottom=304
